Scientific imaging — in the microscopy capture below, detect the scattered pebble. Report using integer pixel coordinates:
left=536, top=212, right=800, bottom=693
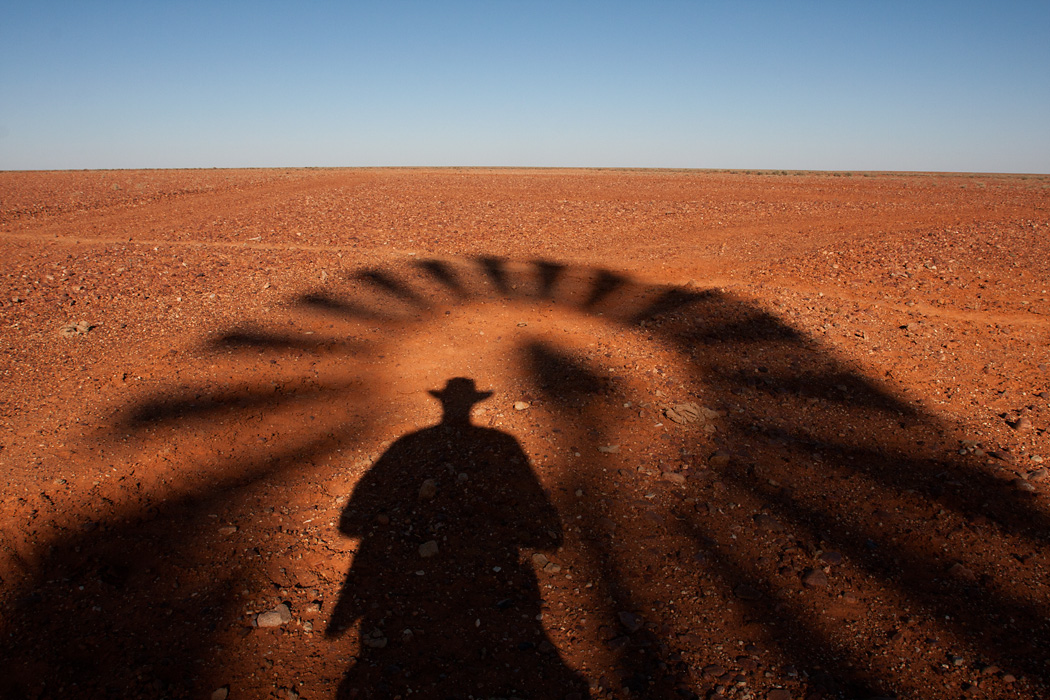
left=1013, top=478, right=1036, bottom=492
left=363, top=627, right=388, bottom=648
left=257, top=603, right=292, bottom=628
left=210, top=687, right=229, bottom=700
left=664, top=403, right=703, bottom=424
left=1012, top=416, right=1033, bottom=431
left=419, top=540, right=439, bottom=558
left=618, top=611, right=644, bottom=632
left=702, top=664, right=725, bottom=678
left=59, top=320, right=93, bottom=338
left=818, top=550, right=843, bottom=566
left=598, top=445, right=620, bottom=453
left=418, top=479, right=438, bottom=499
left=753, top=513, right=783, bottom=532
left=948, top=563, right=978, bottom=583
left=801, top=569, right=828, bottom=588
left=709, top=451, right=732, bottom=467
left=514, top=401, right=530, bottom=410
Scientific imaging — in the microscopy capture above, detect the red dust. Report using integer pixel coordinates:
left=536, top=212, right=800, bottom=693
left=0, top=168, right=1048, bottom=699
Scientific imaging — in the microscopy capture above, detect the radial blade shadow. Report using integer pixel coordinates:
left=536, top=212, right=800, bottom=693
left=415, top=258, right=471, bottom=299
left=355, top=268, right=429, bottom=309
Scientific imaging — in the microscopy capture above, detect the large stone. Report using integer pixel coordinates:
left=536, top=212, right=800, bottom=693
left=257, top=603, right=292, bottom=628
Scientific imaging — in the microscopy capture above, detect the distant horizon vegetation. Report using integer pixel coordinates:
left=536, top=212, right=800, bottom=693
left=3, top=166, right=1048, bottom=178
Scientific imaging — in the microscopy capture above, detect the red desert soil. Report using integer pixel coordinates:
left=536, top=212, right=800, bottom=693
left=1, top=168, right=1048, bottom=700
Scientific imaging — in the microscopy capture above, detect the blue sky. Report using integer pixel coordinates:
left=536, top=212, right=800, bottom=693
left=1, top=1, right=1048, bottom=172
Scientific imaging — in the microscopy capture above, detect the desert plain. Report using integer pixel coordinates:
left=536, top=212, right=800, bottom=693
left=0, top=168, right=1048, bottom=700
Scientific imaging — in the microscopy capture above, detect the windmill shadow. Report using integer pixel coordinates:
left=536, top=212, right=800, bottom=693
left=1, top=254, right=1047, bottom=700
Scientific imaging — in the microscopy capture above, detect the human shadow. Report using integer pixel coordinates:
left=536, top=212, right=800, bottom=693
left=326, top=377, right=588, bottom=699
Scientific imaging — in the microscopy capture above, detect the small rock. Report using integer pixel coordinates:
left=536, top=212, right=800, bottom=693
left=818, top=550, right=843, bottom=566
left=801, top=569, right=828, bottom=588
left=709, top=451, right=731, bottom=467
left=948, top=563, right=978, bottom=583
left=543, top=562, right=562, bottom=574
left=664, top=403, right=703, bottom=424
left=59, top=320, right=94, bottom=338
left=702, top=664, right=725, bottom=679
left=753, top=513, right=783, bottom=532
left=257, top=603, right=292, bottom=628
left=1003, top=673, right=1016, bottom=683
left=618, top=611, right=644, bottom=632
left=1013, top=478, right=1036, bottom=492
left=598, top=445, right=620, bottom=453
left=418, top=479, right=438, bottom=499
left=514, top=401, right=530, bottom=411
left=376, top=513, right=390, bottom=525
left=1028, top=467, right=1048, bottom=482
left=1012, top=416, right=1033, bottom=431
left=419, top=540, right=439, bottom=558
left=363, top=628, right=388, bottom=648
left=662, top=472, right=686, bottom=484
left=218, top=526, right=238, bottom=535
left=211, top=687, right=229, bottom=700
left=532, top=553, right=549, bottom=567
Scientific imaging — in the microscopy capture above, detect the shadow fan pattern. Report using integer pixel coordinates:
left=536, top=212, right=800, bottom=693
left=1, top=256, right=1047, bottom=700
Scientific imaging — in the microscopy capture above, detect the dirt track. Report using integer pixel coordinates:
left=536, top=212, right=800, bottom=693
left=1, top=168, right=1048, bottom=700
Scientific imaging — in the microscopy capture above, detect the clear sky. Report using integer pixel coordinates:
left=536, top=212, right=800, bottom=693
left=1, top=1, right=1048, bottom=172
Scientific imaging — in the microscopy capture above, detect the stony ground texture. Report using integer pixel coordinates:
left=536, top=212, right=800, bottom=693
left=1, top=168, right=1048, bottom=700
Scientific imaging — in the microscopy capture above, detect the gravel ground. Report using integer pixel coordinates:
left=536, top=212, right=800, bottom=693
left=1, top=168, right=1048, bottom=700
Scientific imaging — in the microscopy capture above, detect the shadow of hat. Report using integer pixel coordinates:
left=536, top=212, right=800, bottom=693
left=428, top=377, right=494, bottom=404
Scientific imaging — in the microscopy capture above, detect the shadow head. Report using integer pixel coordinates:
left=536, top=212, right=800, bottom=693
left=428, top=377, right=493, bottom=423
